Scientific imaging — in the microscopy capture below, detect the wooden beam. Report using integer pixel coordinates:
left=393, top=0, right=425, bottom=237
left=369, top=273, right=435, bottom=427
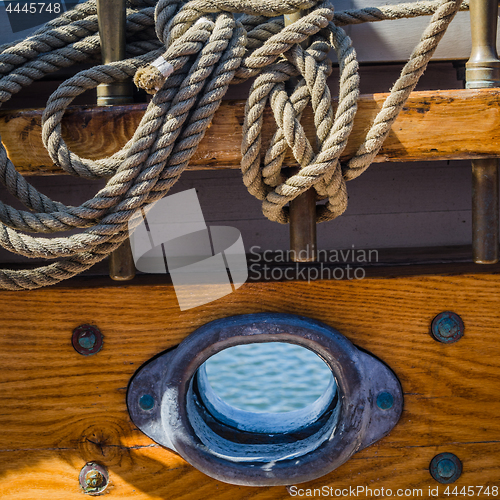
left=0, top=274, right=499, bottom=497
left=7, top=244, right=500, bottom=287
left=2, top=88, right=500, bottom=175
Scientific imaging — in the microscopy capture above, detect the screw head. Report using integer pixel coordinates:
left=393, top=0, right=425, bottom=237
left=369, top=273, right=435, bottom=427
left=79, top=462, right=108, bottom=495
left=437, top=459, right=456, bottom=478
left=139, top=394, right=155, bottom=411
left=85, top=470, right=104, bottom=488
left=376, top=391, right=394, bottom=410
left=430, top=453, right=462, bottom=483
left=431, top=312, right=464, bottom=343
left=72, top=325, right=103, bottom=355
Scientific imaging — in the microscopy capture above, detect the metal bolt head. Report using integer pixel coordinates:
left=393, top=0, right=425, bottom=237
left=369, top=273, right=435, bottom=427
left=79, top=332, right=96, bottom=349
left=79, top=462, right=109, bottom=495
left=437, top=459, right=456, bottom=478
left=139, top=394, right=155, bottom=411
left=85, top=470, right=104, bottom=488
left=376, top=391, right=394, bottom=410
left=431, top=312, right=464, bottom=343
left=72, top=324, right=103, bottom=355
left=430, top=453, right=462, bottom=484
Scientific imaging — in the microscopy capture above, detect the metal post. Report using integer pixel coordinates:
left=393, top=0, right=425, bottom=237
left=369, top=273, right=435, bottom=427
left=97, top=0, right=136, bottom=280
left=97, top=0, right=130, bottom=106
left=466, top=0, right=500, bottom=264
left=285, top=12, right=317, bottom=263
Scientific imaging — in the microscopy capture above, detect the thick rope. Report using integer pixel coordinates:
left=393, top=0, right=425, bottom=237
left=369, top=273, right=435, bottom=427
left=241, top=0, right=462, bottom=222
left=0, top=0, right=464, bottom=289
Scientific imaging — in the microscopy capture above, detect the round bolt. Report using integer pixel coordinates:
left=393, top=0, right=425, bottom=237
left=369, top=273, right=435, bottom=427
left=79, top=333, right=96, bottom=350
left=431, top=312, right=464, bottom=344
left=430, top=453, right=462, bottom=484
left=72, top=324, right=103, bottom=355
left=85, top=470, right=104, bottom=488
left=437, top=459, right=456, bottom=479
left=139, top=394, right=155, bottom=411
left=79, top=462, right=109, bottom=495
left=376, top=391, right=394, bottom=410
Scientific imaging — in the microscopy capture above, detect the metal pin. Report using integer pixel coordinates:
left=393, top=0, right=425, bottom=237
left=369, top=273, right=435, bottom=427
left=97, top=0, right=136, bottom=279
left=97, top=0, right=131, bottom=106
left=108, top=237, right=136, bottom=281
left=289, top=177, right=317, bottom=262
left=466, top=0, right=500, bottom=264
left=285, top=12, right=317, bottom=263
left=472, top=159, right=499, bottom=263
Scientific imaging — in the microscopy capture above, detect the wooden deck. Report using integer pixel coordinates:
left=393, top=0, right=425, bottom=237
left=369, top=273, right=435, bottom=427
left=0, top=274, right=499, bottom=498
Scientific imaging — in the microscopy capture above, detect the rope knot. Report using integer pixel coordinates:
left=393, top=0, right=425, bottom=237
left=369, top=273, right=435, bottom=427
left=241, top=22, right=360, bottom=224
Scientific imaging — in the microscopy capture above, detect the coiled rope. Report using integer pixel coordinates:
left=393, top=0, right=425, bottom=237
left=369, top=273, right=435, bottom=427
left=0, top=0, right=464, bottom=289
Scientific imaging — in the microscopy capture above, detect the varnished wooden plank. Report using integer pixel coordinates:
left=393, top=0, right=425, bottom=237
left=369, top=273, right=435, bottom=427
left=2, top=88, right=500, bottom=175
left=0, top=274, right=499, bottom=498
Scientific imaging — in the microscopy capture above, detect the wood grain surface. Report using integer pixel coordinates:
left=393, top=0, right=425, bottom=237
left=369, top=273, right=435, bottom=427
left=0, top=274, right=499, bottom=498
left=2, top=88, right=500, bottom=175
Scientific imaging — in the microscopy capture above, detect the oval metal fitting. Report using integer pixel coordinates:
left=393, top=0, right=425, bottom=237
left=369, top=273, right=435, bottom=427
left=127, top=313, right=403, bottom=486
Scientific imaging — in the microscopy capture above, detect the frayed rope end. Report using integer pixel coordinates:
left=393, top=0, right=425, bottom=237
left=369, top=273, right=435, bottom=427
left=134, top=55, right=174, bottom=95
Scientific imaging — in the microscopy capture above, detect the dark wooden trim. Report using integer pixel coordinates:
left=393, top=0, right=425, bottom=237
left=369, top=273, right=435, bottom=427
left=2, top=244, right=498, bottom=290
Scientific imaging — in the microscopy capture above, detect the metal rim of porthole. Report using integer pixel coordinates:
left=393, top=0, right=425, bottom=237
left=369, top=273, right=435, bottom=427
left=127, top=313, right=403, bottom=486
